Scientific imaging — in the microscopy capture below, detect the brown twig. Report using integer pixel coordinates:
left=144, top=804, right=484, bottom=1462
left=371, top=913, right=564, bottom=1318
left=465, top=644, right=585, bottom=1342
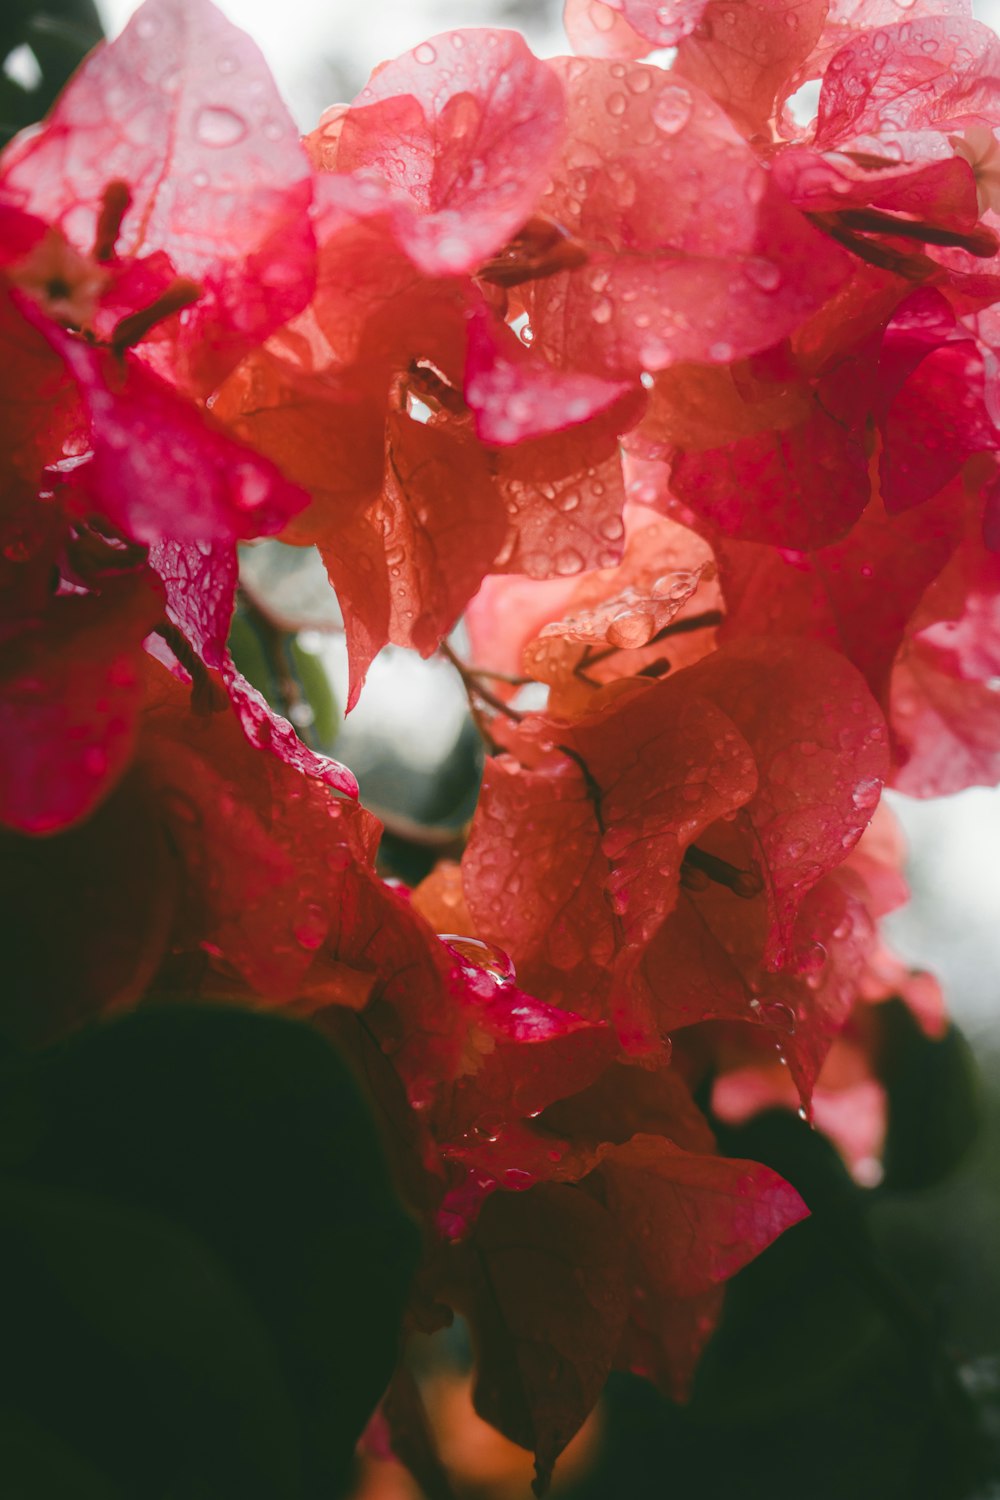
left=439, top=640, right=524, bottom=750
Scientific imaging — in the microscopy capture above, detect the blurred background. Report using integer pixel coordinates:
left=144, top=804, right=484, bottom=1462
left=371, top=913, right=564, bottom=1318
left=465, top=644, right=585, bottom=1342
left=3, top=0, right=1000, bottom=1494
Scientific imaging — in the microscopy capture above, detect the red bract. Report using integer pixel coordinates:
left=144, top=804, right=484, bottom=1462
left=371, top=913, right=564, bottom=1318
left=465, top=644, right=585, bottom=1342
left=566, top=0, right=711, bottom=53
left=677, top=640, right=888, bottom=962
left=461, top=636, right=885, bottom=1066
left=891, top=533, right=1000, bottom=793
left=0, top=571, right=160, bottom=833
left=0, top=0, right=316, bottom=394
left=334, top=30, right=567, bottom=278
left=1, top=647, right=374, bottom=1042
left=6, top=0, right=998, bottom=1489
left=42, top=317, right=307, bottom=547
left=709, top=800, right=945, bottom=1163
left=527, top=58, right=850, bottom=378
left=642, top=348, right=873, bottom=549
left=815, top=15, right=1000, bottom=148
left=672, top=0, right=829, bottom=137
left=713, top=480, right=967, bottom=707
left=464, top=305, right=633, bottom=447
left=449, top=1056, right=807, bottom=1486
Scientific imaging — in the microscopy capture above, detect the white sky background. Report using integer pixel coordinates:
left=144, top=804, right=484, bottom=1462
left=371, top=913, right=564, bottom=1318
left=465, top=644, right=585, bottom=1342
left=91, top=0, right=1000, bottom=1036
left=95, top=0, right=567, bottom=126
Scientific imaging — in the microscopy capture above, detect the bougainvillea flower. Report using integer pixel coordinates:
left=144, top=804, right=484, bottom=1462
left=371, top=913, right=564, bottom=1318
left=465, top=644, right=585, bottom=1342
left=450, top=1060, right=807, bottom=1486
left=565, top=0, right=711, bottom=56
left=464, top=503, right=718, bottom=708
left=460, top=636, right=885, bottom=1088
left=709, top=799, right=945, bottom=1159
left=891, top=531, right=1000, bottom=793
left=217, top=169, right=640, bottom=702
left=6, top=0, right=1000, bottom=1487
left=672, top=0, right=829, bottom=138
left=0, top=0, right=317, bottom=396
left=458, top=677, right=753, bottom=1037
left=464, top=305, right=634, bottom=447
left=332, top=30, right=567, bottom=278
left=1, top=648, right=374, bottom=1042
left=712, top=477, right=967, bottom=708
left=815, top=15, right=1000, bottom=150
left=641, top=344, right=873, bottom=550
left=525, top=58, right=851, bottom=380
left=0, top=569, right=162, bottom=834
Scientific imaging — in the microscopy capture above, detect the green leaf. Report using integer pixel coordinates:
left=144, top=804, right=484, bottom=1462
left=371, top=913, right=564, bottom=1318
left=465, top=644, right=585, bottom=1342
left=1, top=2, right=102, bottom=143
left=562, top=1110, right=989, bottom=1500
left=0, top=1005, right=421, bottom=1497
left=0, top=1406, right=123, bottom=1500
left=228, top=609, right=339, bottom=753
left=0, top=1176, right=299, bottom=1498
left=879, top=1002, right=981, bottom=1192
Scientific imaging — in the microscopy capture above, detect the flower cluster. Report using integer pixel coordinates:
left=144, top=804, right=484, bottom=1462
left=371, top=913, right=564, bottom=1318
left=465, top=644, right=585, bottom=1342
left=2, top=0, right=997, bottom=1487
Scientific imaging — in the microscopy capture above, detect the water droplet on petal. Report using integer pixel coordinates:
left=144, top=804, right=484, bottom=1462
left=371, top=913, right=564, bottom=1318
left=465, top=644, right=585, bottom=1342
left=554, top=547, right=585, bottom=576
left=83, top=746, right=109, bottom=777
left=761, top=1000, right=796, bottom=1035
left=194, top=106, right=247, bottom=147
left=294, top=902, right=328, bottom=951
left=439, top=934, right=516, bottom=983
left=652, top=86, right=692, bottom=136
left=745, top=257, right=782, bottom=292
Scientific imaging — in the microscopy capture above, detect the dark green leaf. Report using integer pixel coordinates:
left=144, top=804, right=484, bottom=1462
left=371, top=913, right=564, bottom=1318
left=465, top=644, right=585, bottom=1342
left=0, top=1005, right=421, bottom=1497
left=0, top=1406, right=123, bottom=1500
left=879, top=1002, right=981, bottom=1192
left=1, top=1, right=102, bottom=144
left=229, top=609, right=339, bottom=754
left=0, top=1176, right=299, bottom=1498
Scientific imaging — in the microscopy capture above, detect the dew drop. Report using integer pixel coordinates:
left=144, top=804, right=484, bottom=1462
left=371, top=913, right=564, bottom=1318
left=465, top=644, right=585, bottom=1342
left=294, top=901, right=328, bottom=951
left=231, top=463, right=269, bottom=510
left=761, top=1000, right=796, bottom=1035
left=608, top=608, right=655, bottom=649
left=194, top=106, right=248, bottom=147
left=745, top=257, right=782, bottom=292
left=439, top=934, right=516, bottom=983
left=554, top=547, right=585, bottom=576
left=592, top=296, right=614, bottom=324
left=652, top=86, right=692, bottom=136
left=414, top=41, right=437, bottom=64
left=83, top=746, right=109, bottom=777
left=590, top=0, right=616, bottom=33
